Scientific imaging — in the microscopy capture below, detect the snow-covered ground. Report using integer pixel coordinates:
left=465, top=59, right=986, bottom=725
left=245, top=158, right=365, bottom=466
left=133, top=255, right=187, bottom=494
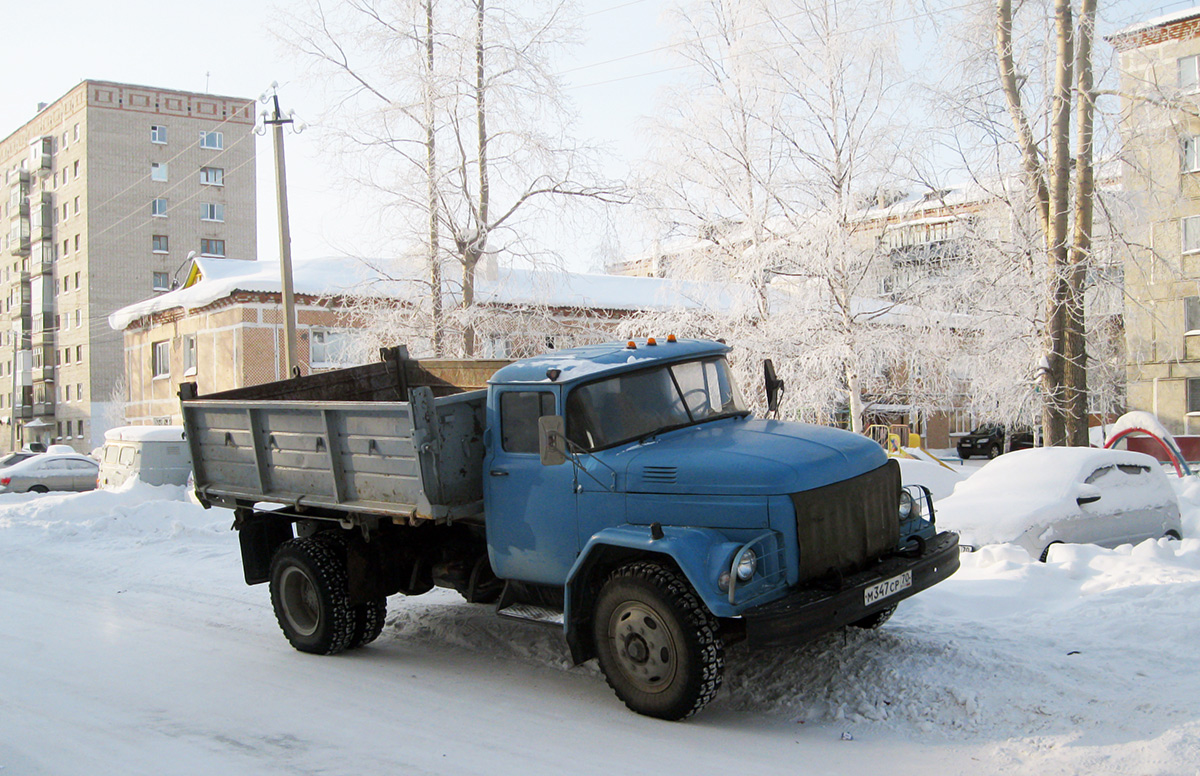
left=2, top=478, right=1198, bottom=775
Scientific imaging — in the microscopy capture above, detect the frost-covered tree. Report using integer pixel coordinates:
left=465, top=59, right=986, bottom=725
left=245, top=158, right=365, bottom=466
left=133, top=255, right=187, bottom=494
left=640, top=0, right=947, bottom=431
left=285, top=0, right=623, bottom=357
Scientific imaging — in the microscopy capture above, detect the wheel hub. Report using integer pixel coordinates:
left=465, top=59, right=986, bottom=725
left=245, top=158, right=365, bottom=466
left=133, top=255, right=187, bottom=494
left=624, top=633, right=650, bottom=664
left=279, top=565, right=321, bottom=637
left=609, top=601, right=678, bottom=694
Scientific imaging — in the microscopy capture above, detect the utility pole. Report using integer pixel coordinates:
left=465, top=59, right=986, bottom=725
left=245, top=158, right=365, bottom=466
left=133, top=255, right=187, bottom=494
left=262, top=86, right=300, bottom=378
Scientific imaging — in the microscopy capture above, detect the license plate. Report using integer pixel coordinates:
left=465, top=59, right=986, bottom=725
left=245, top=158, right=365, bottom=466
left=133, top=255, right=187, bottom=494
left=864, top=571, right=912, bottom=605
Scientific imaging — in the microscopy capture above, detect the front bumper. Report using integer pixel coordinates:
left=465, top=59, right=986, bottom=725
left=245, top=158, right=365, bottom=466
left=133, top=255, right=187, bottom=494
left=742, top=530, right=959, bottom=648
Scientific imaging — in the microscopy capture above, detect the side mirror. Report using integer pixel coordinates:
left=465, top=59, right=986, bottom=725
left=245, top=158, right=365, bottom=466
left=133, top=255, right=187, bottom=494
left=1076, top=484, right=1101, bottom=506
left=764, top=359, right=785, bottom=413
left=538, top=415, right=567, bottom=466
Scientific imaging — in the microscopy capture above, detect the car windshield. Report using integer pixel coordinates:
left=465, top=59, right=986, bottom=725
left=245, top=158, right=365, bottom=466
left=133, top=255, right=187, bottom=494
left=565, top=357, right=748, bottom=451
left=970, top=426, right=1001, bottom=436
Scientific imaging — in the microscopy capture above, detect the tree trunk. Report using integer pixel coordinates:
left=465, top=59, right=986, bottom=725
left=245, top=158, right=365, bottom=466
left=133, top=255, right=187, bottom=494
left=995, top=0, right=1051, bottom=239
left=1066, top=0, right=1097, bottom=447
left=847, top=366, right=864, bottom=434
left=462, top=0, right=489, bottom=357
left=1040, top=0, right=1074, bottom=447
left=425, top=0, right=443, bottom=356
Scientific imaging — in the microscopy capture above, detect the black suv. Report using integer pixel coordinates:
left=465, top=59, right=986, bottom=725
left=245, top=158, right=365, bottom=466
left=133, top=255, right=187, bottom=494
left=956, top=425, right=1035, bottom=460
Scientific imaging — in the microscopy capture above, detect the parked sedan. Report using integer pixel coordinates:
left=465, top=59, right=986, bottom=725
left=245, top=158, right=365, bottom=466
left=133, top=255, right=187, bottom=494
left=937, top=447, right=1183, bottom=561
left=0, top=453, right=99, bottom=494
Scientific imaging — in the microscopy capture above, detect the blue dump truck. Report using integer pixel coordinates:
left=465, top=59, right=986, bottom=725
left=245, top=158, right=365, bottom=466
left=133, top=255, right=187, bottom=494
left=180, top=338, right=958, bottom=719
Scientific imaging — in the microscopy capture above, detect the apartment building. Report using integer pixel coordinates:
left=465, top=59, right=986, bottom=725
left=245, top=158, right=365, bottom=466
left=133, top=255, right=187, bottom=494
left=0, top=80, right=256, bottom=452
left=1111, top=8, right=1200, bottom=435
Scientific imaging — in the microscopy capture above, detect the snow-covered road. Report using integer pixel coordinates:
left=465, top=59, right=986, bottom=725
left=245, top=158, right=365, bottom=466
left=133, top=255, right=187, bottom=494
left=1, top=484, right=1198, bottom=775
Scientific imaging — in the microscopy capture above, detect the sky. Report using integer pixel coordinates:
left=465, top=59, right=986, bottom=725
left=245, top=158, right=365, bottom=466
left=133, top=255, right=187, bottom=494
left=0, top=0, right=1196, bottom=274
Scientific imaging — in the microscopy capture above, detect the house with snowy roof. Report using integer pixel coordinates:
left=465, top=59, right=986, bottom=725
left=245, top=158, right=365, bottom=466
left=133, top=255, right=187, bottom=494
left=108, top=256, right=747, bottom=425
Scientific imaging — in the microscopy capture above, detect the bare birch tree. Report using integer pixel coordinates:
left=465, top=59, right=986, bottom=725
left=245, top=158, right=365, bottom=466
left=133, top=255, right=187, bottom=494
left=995, top=0, right=1098, bottom=446
left=285, top=0, right=623, bottom=357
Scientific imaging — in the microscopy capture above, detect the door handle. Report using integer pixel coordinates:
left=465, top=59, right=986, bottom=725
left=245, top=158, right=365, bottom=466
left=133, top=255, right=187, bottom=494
left=489, top=469, right=509, bottom=477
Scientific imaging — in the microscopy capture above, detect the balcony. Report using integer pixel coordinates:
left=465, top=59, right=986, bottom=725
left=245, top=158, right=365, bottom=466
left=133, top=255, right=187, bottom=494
left=8, top=221, right=30, bottom=257
left=30, top=137, right=53, bottom=173
left=31, top=400, right=55, bottom=418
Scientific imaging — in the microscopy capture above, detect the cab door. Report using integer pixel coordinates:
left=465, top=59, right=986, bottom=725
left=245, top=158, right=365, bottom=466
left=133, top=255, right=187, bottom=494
left=483, top=387, right=579, bottom=585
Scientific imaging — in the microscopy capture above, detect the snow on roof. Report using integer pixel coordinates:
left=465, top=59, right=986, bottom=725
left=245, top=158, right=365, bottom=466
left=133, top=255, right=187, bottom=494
left=1111, top=6, right=1200, bottom=39
left=109, top=257, right=748, bottom=331
left=104, top=426, right=186, bottom=443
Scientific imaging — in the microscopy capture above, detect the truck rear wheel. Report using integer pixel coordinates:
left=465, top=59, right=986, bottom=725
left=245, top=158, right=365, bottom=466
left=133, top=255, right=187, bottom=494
left=352, top=598, right=387, bottom=648
left=593, top=561, right=723, bottom=720
left=269, top=537, right=355, bottom=655
left=308, top=530, right=388, bottom=648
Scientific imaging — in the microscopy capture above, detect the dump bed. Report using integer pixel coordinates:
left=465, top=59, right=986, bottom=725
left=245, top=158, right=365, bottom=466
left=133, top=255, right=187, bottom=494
left=179, top=348, right=507, bottom=522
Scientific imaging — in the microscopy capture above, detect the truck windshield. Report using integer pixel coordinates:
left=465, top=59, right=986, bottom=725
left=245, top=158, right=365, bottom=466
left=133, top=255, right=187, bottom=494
left=565, top=357, right=748, bottom=451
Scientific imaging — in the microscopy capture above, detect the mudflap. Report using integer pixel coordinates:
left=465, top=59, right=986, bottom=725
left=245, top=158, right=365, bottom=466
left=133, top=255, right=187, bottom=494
left=238, top=514, right=295, bottom=585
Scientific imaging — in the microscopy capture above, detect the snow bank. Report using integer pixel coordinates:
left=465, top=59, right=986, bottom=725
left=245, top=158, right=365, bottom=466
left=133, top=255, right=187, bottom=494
left=0, top=481, right=227, bottom=546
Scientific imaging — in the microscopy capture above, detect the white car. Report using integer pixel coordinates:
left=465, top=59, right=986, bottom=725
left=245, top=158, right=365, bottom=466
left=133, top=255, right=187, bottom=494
left=937, top=447, right=1183, bottom=560
left=0, top=453, right=100, bottom=494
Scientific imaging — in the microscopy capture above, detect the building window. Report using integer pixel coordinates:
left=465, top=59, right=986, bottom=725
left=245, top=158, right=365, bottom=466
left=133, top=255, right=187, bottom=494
left=73, top=160, right=79, bottom=179
left=152, top=234, right=169, bottom=253
left=151, top=125, right=168, bottom=144
left=63, top=203, right=69, bottom=221
left=152, top=197, right=168, bottom=217
left=311, top=328, right=355, bottom=367
left=152, top=340, right=170, bottom=377
left=199, top=131, right=224, bottom=150
left=183, top=334, right=197, bottom=375
left=64, top=385, right=70, bottom=402
left=153, top=272, right=170, bottom=291
left=1184, top=216, right=1200, bottom=254
left=75, top=312, right=81, bottom=330
left=151, top=162, right=168, bottom=182
left=200, top=203, right=224, bottom=222
left=63, top=238, right=69, bottom=255
left=200, top=238, right=225, bottom=257
left=1182, top=55, right=1200, bottom=92
left=199, top=166, right=224, bottom=186
left=73, top=123, right=79, bottom=141
left=73, top=196, right=79, bottom=214
left=74, top=234, right=79, bottom=251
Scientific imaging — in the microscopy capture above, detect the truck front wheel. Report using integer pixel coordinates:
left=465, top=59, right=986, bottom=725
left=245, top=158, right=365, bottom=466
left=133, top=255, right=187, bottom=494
left=269, top=538, right=355, bottom=655
left=593, top=561, right=724, bottom=720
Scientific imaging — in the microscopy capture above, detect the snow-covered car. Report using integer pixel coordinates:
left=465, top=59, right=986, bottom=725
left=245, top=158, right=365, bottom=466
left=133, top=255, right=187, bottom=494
left=937, top=447, right=1183, bottom=560
left=0, top=453, right=99, bottom=494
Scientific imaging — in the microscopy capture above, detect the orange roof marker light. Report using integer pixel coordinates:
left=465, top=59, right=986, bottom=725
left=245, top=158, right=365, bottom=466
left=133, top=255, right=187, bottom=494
left=647, top=337, right=658, bottom=346
left=667, top=334, right=677, bottom=343
left=626, top=340, right=637, bottom=349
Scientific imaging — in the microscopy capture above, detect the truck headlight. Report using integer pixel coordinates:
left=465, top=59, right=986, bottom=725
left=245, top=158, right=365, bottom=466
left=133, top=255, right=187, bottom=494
left=735, top=548, right=757, bottom=582
left=899, top=490, right=914, bottom=520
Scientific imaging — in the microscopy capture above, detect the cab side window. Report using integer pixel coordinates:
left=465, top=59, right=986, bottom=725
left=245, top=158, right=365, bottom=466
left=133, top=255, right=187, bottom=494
left=500, top=391, right=555, bottom=453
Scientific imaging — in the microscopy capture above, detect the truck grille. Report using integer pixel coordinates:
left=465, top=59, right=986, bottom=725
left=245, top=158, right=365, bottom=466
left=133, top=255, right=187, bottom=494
left=789, top=460, right=900, bottom=583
